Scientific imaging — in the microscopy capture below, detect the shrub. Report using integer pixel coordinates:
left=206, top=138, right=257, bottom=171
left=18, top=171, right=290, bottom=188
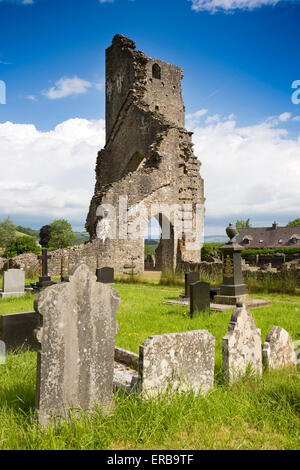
left=242, top=247, right=300, bottom=259
left=4, top=236, right=41, bottom=258
left=201, top=243, right=222, bottom=261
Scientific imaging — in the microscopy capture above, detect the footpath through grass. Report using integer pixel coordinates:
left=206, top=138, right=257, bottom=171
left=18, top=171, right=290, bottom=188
left=0, top=282, right=299, bottom=449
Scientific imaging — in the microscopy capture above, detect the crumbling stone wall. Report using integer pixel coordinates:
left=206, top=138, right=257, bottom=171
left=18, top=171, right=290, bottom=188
left=86, top=35, right=205, bottom=273
left=6, top=239, right=142, bottom=277
left=245, top=252, right=300, bottom=267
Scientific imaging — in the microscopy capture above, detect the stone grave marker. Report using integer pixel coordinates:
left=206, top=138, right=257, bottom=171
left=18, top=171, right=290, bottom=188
left=190, top=281, right=210, bottom=317
left=96, top=266, right=114, bottom=284
left=222, top=303, right=262, bottom=383
left=184, top=272, right=200, bottom=297
left=34, top=262, right=121, bottom=426
left=36, top=248, right=53, bottom=288
left=0, top=312, right=39, bottom=352
left=214, top=224, right=250, bottom=305
left=0, top=340, right=5, bottom=365
left=139, top=330, right=215, bottom=397
left=262, top=326, right=296, bottom=370
left=0, top=269, right=25, bottom=298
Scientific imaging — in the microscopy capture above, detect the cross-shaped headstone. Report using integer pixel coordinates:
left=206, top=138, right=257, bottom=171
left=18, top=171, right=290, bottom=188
left=38, top=249, right=52, bottom=278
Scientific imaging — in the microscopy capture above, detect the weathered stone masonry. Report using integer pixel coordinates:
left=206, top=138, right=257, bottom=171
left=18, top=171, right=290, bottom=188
left=85, top=35, right=205, bottom=273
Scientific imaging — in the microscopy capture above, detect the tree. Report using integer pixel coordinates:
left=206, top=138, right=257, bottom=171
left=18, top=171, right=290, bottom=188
left=235, top=219, right=252, bottom=233
left=48, top=219, right=76, bottom=250
left=0, top=217, right=16, bottom=249
left=5, top=236, right=41, bottom=258
left=286, top=218, right=300, bottom=227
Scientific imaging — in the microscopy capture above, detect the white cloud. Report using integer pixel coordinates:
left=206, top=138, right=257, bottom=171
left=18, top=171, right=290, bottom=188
left=0, top=118, right=105, bottom=224
left=186, top=109, right=208, bottom=120
left=278, top=112, right=291, bottom=122
left=26, top=94, right=37, bottom=101
left=189, top=0, right=280, bottom=13
left=189, top=112, right=300, bottom=220
left=0, top=0, right=35, bottom=4
left=94, top=81, right=104, bottom=91
left=0, top=113, right=299, bottom=229
left=205, top=113, right=220, bottom=123
left=43, top=77, right=92, bottom=100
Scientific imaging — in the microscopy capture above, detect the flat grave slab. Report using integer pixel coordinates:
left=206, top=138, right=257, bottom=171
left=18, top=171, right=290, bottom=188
left=164, top=298, right=270, bottom=311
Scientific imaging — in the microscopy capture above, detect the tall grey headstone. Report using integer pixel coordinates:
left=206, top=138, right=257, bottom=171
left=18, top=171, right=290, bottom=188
left=222, top=303, right=262, bottom=383
left=184, top=272, right=199, bottom=297
left=139, top=330, right=215, bottom=397
left=0, top=340, right=5, bottom=365
left=190, top=281, right=210, bottom=317
left=262, top=326, right=296, bottom=370
left=0, top=312, right=39, bottom=352
left=214, top=224, right=250, bottom=305
left=34, top=263, right=121, bottom=426
left=96, top=266, right=114, bottom=284
left=0, top=269, right=25, bottom=298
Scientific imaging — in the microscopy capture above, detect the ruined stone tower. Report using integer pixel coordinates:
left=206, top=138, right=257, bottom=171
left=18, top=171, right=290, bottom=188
left=86, top=35, right=205, bottom=273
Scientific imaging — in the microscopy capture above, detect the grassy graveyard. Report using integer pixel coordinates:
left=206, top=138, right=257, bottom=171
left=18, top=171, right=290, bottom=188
left=0, top=282, right=299, bottom=450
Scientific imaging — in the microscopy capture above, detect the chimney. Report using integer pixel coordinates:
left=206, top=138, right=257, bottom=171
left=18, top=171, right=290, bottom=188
left=272, top=221, right=278, bottom=230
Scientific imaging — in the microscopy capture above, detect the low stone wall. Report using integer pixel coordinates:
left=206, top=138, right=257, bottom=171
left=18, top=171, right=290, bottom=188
left=245, top=252, right=300, bottom=268
left=2, top=239, right=144, bottom=277
left=178, top=261, right=223, bottom=278
left=0, top=257, right=6, bottom=272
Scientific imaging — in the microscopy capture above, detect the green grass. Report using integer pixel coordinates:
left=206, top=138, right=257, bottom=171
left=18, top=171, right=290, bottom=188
left=0, top=283, right=300, bottom=449
left=144, top=243, right=158, bottom=258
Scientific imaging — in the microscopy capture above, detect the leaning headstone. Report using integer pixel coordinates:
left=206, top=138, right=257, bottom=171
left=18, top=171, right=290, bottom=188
left=34, top=262, right=121, bottom=426
left=190, top=281, right=210, bottom=317
left=139, top=330, right=215, bottom=397
left=96, top=266, right=114, bottom=284
left=0, top=341, right=5, bottom=365
left=222, top=303, right=262, bottom=383
left=0, top=269, right=25, bottom=298
left=262, top=327, right=296, bottom=370
left=184, top=272, right=199, bottom=297
left=0, top=312, right=39, bottom=352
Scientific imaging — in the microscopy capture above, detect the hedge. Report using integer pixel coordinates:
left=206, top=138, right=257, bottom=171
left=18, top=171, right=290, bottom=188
left=241, top=247, right=300, bottom=259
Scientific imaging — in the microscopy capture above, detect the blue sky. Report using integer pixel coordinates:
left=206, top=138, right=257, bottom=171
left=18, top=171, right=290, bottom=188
left=0, top=0, right=299, bottom=234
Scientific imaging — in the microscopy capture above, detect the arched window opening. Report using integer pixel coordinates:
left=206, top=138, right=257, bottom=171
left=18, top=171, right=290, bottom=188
left=144, top=213, right=174, bottom=272
left=152, top=63, right=161, bottom=80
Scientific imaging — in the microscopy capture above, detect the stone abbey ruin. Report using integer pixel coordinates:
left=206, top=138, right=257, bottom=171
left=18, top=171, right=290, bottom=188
left=0, top=35, right=205, bottom=276
left=85, top=34, right=205, bottom=273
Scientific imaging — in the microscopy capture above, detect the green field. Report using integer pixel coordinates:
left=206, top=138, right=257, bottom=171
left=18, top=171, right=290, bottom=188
left=0, top=283, right=299, bottom=450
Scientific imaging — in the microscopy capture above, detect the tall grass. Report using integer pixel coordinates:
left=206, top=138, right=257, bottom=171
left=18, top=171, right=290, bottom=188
left=0, top=285, right=300, bottom=449
left=160, top=268, right=185, bottom=287
left=0, top=352, right=299, bottom=449
left=160, top=267, right=222, bottom=288
left=243, top=270, right=298, bottom=295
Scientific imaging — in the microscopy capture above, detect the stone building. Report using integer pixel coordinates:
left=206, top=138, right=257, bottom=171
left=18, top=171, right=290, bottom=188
left=86, top=34, right=205, bottom=273
left=237, top=222, right=300, bottom=249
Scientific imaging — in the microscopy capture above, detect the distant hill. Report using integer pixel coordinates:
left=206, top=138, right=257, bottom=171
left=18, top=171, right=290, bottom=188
left=14, top=225, right=90, bottom=245
left=15, top=230, right=32, bottom=238
left=204, top=235, right=227, bottom=244
left=73, top=232, right=90, bottom=244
